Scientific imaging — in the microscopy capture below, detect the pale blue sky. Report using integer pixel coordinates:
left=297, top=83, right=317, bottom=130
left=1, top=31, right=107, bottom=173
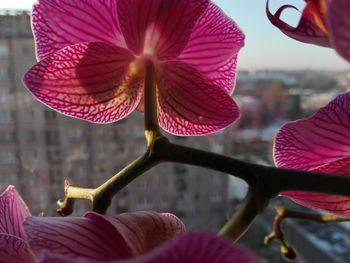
left=1, top=0, right=349, bottom=70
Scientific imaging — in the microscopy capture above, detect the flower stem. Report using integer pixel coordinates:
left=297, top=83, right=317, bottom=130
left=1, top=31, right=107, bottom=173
left=158, top=142, right=350, bottom=198
left=143, top=60, right=161, bottom=147
left=218, top=186, right=269, bottom=242
left=264, top=206, right=349, bottom=260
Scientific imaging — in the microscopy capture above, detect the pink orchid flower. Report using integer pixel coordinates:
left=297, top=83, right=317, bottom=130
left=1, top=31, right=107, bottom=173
left=0, top=186, right=255, bottom=262
left=266, top=0, right=350, bottom=63
left=23, top=0, right=244, bottom=136
left=274, top=92, right=350, bottom=218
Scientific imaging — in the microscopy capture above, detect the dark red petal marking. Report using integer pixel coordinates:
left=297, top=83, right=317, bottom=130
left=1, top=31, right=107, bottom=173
left=275, top=92, right=350, bottom=217
left=178, top=3, right=244, bottom=94
left=108, top=211, right=185, bottom=256
left=328, top=0, right=350, bottom=62
left=156, top=61, right=240, bottom=136
left=23, top=42, right=143, bottom=124
left=24, top=212, right=133, bottom=261
left=0, top=186, right=30, bottom=239
left=117, top=0, right=209, bottom=59
left=266, top=0, right=330, bottom=47
left=0, top=234, right=35, bottom=263
left=32, top=0, right=126, bottom=60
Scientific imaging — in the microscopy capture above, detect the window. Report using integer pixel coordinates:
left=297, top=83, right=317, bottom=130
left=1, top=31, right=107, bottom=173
left=24, top=110, right=34, bottom=121
left=0, top=110, right=14, bottom=123
left=0, top=89, right=11, bottom=102
left=26, top=130, right=36, bottom=142
left=210, top=193, right=222, bottom=203
left=21, top=45, right=30, bottom=56
left=0, top=44, right=9, bottom=56
left=70, top=128, right=84, bottom=140
left=45, top=130, right=60, bottom=145
left=96, top=144, right=106, bottom=160
left=44, top=110, right=57, bottom=121
left=71, top=166, right=87, bottom=179
left=0, top=151, right=17, bottom=165
left=0, top=68, right=8, bottom=79
left=47, top=149, right=61, bottom=163
left=0, top=131, right=15, bottom=143
left=136, top=197, right=152, bottom=210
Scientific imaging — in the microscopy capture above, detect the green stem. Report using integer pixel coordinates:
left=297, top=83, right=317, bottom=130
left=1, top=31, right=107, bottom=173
left=144, top=60, right=161, bottom=146
left=92, top=150, right=160, bottom=214
left=159, top=142, right=350, bottom=198
left=218, top=185, right=269, bottom=242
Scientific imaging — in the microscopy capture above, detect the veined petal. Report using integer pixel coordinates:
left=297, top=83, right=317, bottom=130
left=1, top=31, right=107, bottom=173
left=275, top=92, right=350, bottom=217
left=123, top=232, right=256, bottom=263
left=0, top=234, right=35, bottom=263
left=24, top=212, right=133, bottom=261
left=266, top=0, right=331, bottom=47
left=107, top=211, right=185, bottom=256
left=282, top=192, right=350, bottom=218
left=328, top=0, right=350, bottom=62
left=23, top=42, right=143, bottom=124
left=0, top=186, right=30, bottom=238
left=156, top=61, right=240, bottom=136
left=283, top=157, right=350, bottom=218
left=33, top=0, right=126, bottom=60
left=274, top=92, right=350, bottom=170
left=178, top=3, right=244, bottom=94
left=39, top=232, right=256, bottom=263
left=117, top=0, right=209, bottom=59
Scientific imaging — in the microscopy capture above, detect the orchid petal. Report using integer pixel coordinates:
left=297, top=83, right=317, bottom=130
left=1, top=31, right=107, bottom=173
left=178, top=3, right=244, bottom=94
left=274, top=92, right=350, bottom=170
left=39, top=232, right=256, bottom=263
left=275, top=92, right=350, bottom=217
left=328, top=0, right=350, bottom=62
left=266, top=0, right=330, bottom=47
left=123, top=232, right=256, bottom=263
left=0, top=234, right=35, bottom=263
left=283, top=157, right=350, bottom=218
left=108, top=211, right=185, bottom=256
left=283, top=192, right=350, bottom=218
left=156, top=61, right=240, bottom=136
left=0, top=186, right=30, bottom=238
left=32, top=0, right=126, bottom=60
left=24, top=212, right=133, bottom=261
left=117, top=0, right=209, bottom=59
left=23, top=42, right=143, bottom=124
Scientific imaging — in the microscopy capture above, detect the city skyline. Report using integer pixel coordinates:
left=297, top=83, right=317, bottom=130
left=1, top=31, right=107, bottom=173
left=0, top=0, right=349, bottom=71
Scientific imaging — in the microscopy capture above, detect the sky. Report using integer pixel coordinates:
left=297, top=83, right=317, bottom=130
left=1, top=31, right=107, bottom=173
left=1, top=0, right=349, bottom=71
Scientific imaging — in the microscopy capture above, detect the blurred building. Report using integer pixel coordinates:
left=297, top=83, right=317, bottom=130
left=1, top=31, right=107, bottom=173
left=0, top=10, right=229, bottom=230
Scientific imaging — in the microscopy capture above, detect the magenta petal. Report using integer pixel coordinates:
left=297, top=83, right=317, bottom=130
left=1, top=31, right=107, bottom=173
left=274, top=92, right=350, bottom=170
left=266, top=0, right=330, bottom=47
left=275, top=92, right=350, bottom=217
left=117, top=0, right=209, bottom=59
left=282, top=192, right=350, bottom=218
left=23, top=42, right=143, bottom=124
left=0, top=234, right=35, bottom=263
left=123, top=232, right=256, bottom=263
left=32, top=0, right=126, bottom=60
left=0, top=186, right=30, bottom=238
left=156, top=61, right=240, bottom=136
left=178, top=3, right=244, bottom=94
left=328, top=0, right=350, bottom=62
left=24, top=212, right=133, bottom=261
left=107, top=211, right=185, bottom=256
